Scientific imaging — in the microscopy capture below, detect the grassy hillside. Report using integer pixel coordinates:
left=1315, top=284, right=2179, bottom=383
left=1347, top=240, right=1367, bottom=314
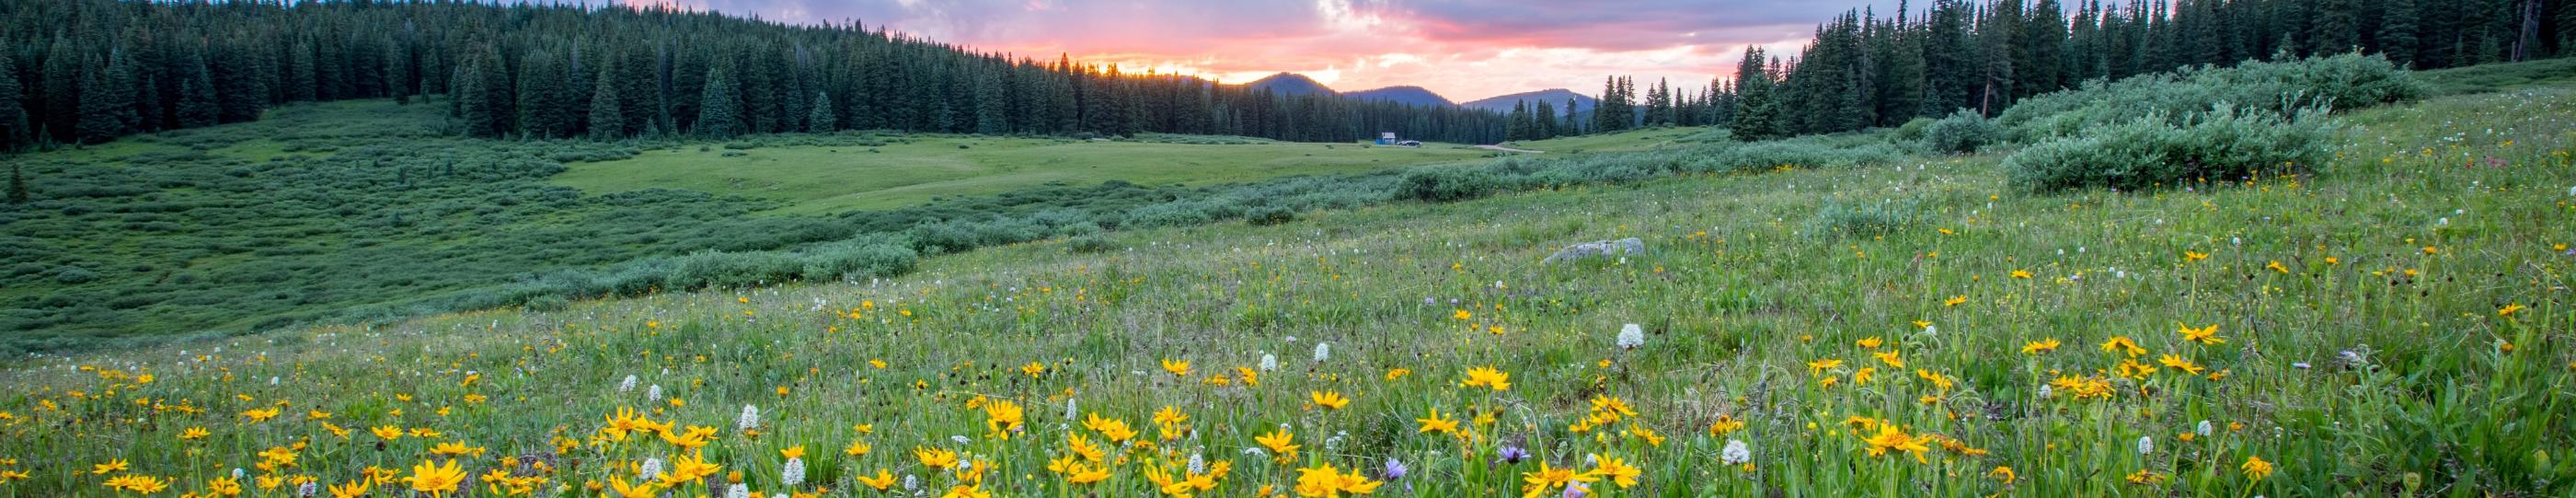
left=1502, top=126, right=1714, bottom=154
left=0, top=99, right=1493, bottom=353
left=554, top=136, right=1489, bottom=214
left=0, top=67, right=2566, bottom=497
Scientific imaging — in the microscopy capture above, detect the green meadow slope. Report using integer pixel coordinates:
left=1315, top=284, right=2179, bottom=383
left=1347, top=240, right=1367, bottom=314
left=0, top=63, right=2568, bottom=496
left=0, top=100, right=1491, bottom=351
left=553, top=135, right=1490, bottom=214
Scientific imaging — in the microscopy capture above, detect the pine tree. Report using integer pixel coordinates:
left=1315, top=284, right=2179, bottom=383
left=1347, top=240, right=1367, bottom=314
left=1731, top=49, right=1782, bottom=141
left=1878, top=16, right=1926, bottom=124
left=40, top=36, right=82, bottom=143
left=287, top=41, right=318, bottom=102
left=1564, top=98, right=1582, bottom=133
left=588, top=60, right=624, bottom=139
left=2380, top=0, right=2421, bottom=65
left=1534, top=100, right=1558, bottom=139
left=1508, top=101, right=1532, bottom=141
left=386, top=42, right=412, bottom=105
left=75, top=52, right=138, bottom=145
left=973, top=67, right=1006, bottom=134
left=210, top=39, right=270, bottom=123
left=175, top=51, right=219, bottom=129
left=454, top=52, right=512, bottom=138
left=696, top=66, right=741, bottom=138
left=516, top=50, right=574, bottom=138
left=2312, top=0, right=2361, bottom=53
left=808, top=90, right=835, bottom=133
left=6, top=163, right=25, bottom=203
left=2020, top=0, right=2068, bottom=98
left=0, top=49, right=26, bottom=148
left=1922, top=0, right=1974, bottom=117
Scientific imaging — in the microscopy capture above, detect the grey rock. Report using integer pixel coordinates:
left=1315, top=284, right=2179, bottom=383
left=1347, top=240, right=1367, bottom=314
left=1542, top=237, right=1646, bottom=264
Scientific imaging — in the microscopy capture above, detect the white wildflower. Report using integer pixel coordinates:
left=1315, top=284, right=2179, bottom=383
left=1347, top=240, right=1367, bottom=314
left=725, top=483, right=750, bottom=498
left=1064, top=399, right=1078, bottom=420
left=639, top=457, right=664, bottom=479
left=782, top=457, right=806, bottom=486
left=618, top=375, right=638, bottom=392
left=296, top=481, right=317, bottom=497
left=2196, top=420, right=2214, bottom=437
left=738, top=405, right=761, bottom=431
left=1719, top=440, right=1753, bottom=465
left=648, top=385, right=663, bottom=402
left=2136, top=435, right=2153, bottom=455
left=903, top=474, right=918, bottom=492
left=1188, top=453, right=1206, bottom=475
left=1259, top=353, right=1279, bottom=372
left=1313, top=342, right=1330, bottom=364
left=951, top=434, right=972, bottom=445
left=1616, top=324, right=1645, bottom=350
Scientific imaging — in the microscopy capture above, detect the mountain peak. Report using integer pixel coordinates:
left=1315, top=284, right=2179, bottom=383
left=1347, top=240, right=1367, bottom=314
left=1460, top=88, right=1599, bottom=113
left=1344, top=86, right=1455, bottom=107
left=1244, top=73, right=1336, bottom=97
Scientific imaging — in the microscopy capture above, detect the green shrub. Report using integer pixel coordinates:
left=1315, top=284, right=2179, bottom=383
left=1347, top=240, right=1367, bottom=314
left=1065, top=234, right=1117, bottom=253
left=2000, top=53, right=2420, bottom=140
left=667, top=250, right=803, bottom=290
left=1919, top=110, right=2001, bottom=155
left=1398, top=165, right=1501, bottom=202
left=1891, top=117, right=1937, bottom=143
left=2005, top=105, right=2336, bottom=192
left=1805, top=199, right=1921, bottom=239
left=1685, top=140, right=1906, bottom=174
left=1245, top=205, right=1297, bottom=226
left=52, top=267, right=98, bottom=284
left=1123, top=202, right=1217, bottom=228
left=800, top=243, right=918, bottom=281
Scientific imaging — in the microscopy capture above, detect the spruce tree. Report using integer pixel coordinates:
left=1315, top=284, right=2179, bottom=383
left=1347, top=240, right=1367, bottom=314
left=2020, top=0, right=2068, bottom=98
left=515, top=51, right=573, bottom=138
left=1506, top=101, right=1530, bottom=141
left=6, top=164, right=25, bottom=203
left=2312, top=0, right=2361, bottom=54
left=0, top=50, right=26, bottom=148
left=588, top=60, right=625, bottom=139
left=1534, top=100, right=1558, bottom=139
left=386, top=42, right=411, bottom=105
left=2380, top=0, right=2421, bottom=65
left=808, top=91, right=835, bottom=133
left=175, top=53, right=220, bottom=129
left=75, top=52, right=139, bottom=145
left=1731, top=49, right=1782, bottom=141
left=287, top=41, right=317, bottom=102
left=40, top=36, right=81, bottom=143
left=696, top=66, right=741, bottom=138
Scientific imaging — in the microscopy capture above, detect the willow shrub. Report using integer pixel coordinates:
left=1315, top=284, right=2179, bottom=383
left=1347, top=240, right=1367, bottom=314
left=2001, top=53, right=2421, bottom=141
left=2006, top=105, right=2336, bottom=192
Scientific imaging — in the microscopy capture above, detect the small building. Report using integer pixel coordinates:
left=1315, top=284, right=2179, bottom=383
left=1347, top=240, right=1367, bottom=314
left=1376, top=133, right=1397, bottom=145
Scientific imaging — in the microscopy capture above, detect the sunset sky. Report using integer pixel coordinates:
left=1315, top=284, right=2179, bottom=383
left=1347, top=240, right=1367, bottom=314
left=621, top=0, right=1905, bottom=103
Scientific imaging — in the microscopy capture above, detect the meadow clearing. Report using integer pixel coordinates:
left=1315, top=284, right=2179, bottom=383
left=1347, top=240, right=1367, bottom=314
left=0, top=56, right=2570, bottom=498
left=552, top=135, right=1494, bottom=214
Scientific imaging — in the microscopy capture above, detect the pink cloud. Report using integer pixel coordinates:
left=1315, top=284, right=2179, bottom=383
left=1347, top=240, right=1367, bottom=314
left=625, top=0, right=1902, bottom=102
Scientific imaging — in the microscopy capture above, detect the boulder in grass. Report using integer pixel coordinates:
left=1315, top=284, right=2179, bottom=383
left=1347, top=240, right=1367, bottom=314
left=1542, top=237, right=1646, bottom=264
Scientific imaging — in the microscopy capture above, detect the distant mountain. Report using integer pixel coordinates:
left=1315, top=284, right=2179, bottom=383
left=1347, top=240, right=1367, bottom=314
left=1462, top=89, right=1598, bottom=115
left=1244, top=73, right=1337, bottom=97
left=1343, top=86, right=1456, bottom=107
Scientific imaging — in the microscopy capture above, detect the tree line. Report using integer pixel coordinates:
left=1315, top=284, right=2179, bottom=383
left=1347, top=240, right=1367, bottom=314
left=0, top=0, right=1507, bottom=151
left=1536, top=0, right=2572, bottom=142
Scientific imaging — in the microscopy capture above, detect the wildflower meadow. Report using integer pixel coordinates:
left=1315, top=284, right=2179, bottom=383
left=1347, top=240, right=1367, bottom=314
left=3, top=63, right=2573, bottom=498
